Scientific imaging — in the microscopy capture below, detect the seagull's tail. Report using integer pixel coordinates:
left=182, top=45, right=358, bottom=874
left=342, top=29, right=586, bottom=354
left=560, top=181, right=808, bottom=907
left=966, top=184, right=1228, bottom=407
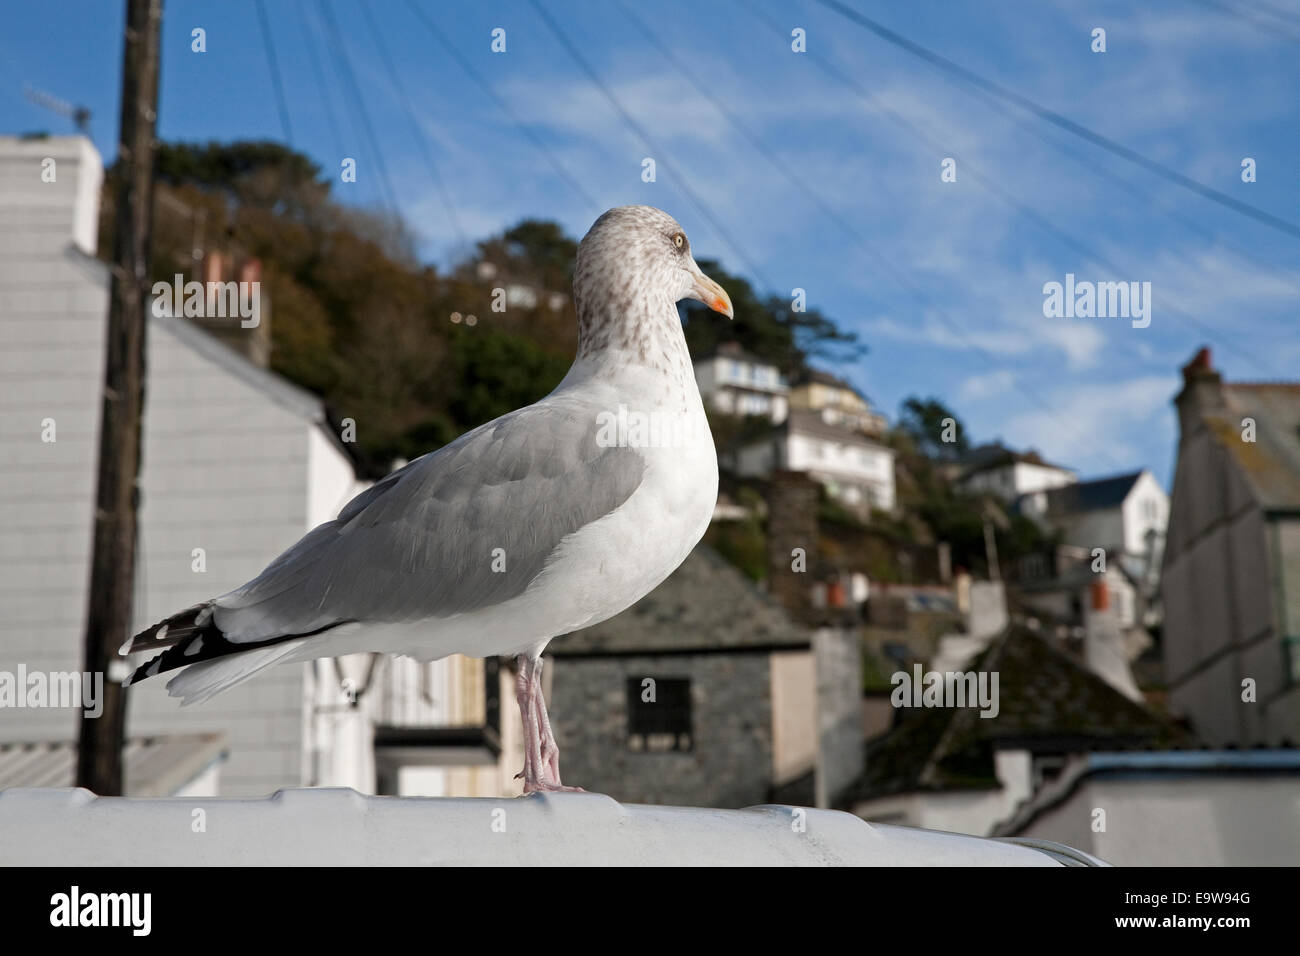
left=161, top=639, right=309, bottom=707
left=123, top=603, right=344, bottom=705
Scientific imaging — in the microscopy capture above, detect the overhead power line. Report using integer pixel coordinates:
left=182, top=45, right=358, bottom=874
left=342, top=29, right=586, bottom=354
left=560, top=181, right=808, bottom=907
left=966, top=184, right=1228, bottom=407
left=624, top=0, right=1127, bottom=470
left=253, top=0, right=294, bottom=145
left=316, top=0, right=400, bottom=214
left=1190, top=0, right=1300, bottom=43
left=526, top=0, right=772, bottom=289
left=357, top=2, right=465, bottom=246
left=811, top=0, right=1300, bottom=243
left=737, top=0, right=1282, bottom=380
left=402, top=0, right=600, bottom=215
left=297, top=0, right=346, bottom=159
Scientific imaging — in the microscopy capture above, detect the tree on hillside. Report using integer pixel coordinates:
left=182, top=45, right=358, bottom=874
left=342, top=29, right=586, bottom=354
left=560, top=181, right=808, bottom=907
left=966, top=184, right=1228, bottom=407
left=898, top=396, right=969, bottom=461
left=112, top=140, right=863, bottom=479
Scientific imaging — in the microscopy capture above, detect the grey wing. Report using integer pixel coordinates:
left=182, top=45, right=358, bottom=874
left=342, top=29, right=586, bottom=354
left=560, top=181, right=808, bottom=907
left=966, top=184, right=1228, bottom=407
left=212, top=399, right=646, bottom=642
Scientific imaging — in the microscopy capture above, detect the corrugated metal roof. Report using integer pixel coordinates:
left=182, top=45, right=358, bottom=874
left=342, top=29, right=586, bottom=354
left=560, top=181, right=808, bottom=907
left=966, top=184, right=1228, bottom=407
left=0, top=787, right=1077, bottom=865
left=0, top=734, right=227, bottom=797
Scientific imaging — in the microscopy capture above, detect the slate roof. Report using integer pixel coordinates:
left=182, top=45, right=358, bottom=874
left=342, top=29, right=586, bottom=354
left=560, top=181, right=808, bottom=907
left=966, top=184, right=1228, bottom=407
left=960, top=443, right=1071, bottom=478
left=549, top=544, right=810, bottom=656
left=1034, top=470, right=1144, bottom=516
left=1206, top=383, right=1300, bottom=512
left=794, top=368, right=864, bottom=397
left=840, top=625, right=1191, bottom=805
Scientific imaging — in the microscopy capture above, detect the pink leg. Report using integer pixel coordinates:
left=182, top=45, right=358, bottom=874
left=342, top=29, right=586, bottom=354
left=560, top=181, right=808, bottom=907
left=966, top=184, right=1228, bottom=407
left=514, top=653, right=583, bottom=794
left=514, top=656, right=543, bottom=789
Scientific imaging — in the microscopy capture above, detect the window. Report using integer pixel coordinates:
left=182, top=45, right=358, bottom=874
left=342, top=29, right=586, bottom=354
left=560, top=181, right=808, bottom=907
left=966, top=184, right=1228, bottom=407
left=626, top=677, right=693, bottom=752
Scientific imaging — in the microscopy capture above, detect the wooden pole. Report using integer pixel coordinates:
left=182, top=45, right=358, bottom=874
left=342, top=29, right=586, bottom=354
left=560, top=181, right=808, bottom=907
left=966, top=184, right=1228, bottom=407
left=76, top=0, right=163, bottom=794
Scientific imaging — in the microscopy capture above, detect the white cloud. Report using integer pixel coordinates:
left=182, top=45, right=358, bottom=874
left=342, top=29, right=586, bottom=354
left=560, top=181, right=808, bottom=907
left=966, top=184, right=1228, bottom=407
left=997, top=375, right=1180, bottom=473
left=959, top=369, right=1017, bottom=401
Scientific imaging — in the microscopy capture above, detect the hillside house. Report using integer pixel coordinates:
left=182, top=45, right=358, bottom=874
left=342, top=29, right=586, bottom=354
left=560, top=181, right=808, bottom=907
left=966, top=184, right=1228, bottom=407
left=733, top=409, right=897, bottom=514
left=788, top=369, right=887, bottom=437
left=693, top=342, right=789, bottom=423
left=1018, top=469, right=1168, bottom=584
left=957, top=443, right=1076, bottom=501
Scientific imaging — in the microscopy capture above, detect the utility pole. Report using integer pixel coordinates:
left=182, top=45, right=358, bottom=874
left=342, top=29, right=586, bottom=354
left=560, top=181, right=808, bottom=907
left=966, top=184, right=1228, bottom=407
left=77, top=0, right=164, bottom=794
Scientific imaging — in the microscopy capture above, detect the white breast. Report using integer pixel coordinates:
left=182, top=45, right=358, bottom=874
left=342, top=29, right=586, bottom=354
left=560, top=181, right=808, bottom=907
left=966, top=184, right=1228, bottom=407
left=325, top=359, right=719, bottom=664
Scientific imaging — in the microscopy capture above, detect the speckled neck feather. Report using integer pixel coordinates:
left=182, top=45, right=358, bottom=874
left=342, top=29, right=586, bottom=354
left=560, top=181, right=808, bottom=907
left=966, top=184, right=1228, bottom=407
left=571, top=206, right=696, bottom=385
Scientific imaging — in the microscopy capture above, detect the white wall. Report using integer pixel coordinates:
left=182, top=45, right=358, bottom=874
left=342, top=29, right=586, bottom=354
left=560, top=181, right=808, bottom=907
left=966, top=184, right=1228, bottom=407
left=694, top=357, right=789, bottom=423
left=0, top=135, right=339, bottom=795
left=735, top=431, right=896, bottom=511
left=964, top=462, right=1075, bottom=501
left=786, top=433, right=896, bottom=510
left=1016, top=774, right=1300, bottom=865
left=1122, top=470, right=1168, bottom=557
left=1014, top=462, right=1076, bottom=495
left=853, top=749, right=1035, bottom=836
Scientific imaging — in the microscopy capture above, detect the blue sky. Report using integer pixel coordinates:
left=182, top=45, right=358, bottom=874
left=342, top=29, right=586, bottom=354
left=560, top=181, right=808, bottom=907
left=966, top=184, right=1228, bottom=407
left=2, top=0, right=1297, bottom=487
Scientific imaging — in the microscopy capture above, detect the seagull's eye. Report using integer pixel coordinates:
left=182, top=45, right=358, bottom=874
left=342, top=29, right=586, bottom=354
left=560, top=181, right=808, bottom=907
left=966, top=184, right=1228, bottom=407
left=672, top=233, right=685, bottom=250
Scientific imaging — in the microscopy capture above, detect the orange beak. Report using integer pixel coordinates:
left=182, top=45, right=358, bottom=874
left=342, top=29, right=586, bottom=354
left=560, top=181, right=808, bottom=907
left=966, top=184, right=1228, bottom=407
left=688, top=269, right=734, bottom=319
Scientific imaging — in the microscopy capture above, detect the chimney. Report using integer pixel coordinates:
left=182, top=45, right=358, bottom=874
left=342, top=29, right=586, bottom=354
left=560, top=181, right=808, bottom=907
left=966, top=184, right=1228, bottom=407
left=1175, top=346, right=1225, bottom=437
left=201, top=248, right=225, bottom=285
left=188, top=253, right=272, bottom=368
left=1089, top=577, right=1109, bottom=611
left=0, top=135, right=103, bottom=257
left=767, top=470, right=820, bottom=622
left=1084, top=575, right=1142, bottom=702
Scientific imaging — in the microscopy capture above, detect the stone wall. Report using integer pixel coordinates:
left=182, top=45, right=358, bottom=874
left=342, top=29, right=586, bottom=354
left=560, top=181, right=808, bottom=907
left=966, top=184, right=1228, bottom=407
left=550, top=652, right=773, bottom=808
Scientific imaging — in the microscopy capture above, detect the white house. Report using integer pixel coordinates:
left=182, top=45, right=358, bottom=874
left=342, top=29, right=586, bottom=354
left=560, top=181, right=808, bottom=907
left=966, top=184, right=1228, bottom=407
left=788, top=369, right=887, bottom=437
left=958, top=444, right=1076, bottom=501
left=734, top=409, right=896, bottom=513
left=0, top=134, right=523, bottom=798
left=992, top=750, right=1300, bottom=866
left=693, top=342, right=789, bottom=422
left=1018, top=469, right=1168, bottom=581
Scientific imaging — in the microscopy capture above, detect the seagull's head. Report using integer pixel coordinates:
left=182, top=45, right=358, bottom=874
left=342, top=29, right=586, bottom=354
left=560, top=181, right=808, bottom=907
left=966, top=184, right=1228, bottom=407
left=574, top=205, right=734, bottom=325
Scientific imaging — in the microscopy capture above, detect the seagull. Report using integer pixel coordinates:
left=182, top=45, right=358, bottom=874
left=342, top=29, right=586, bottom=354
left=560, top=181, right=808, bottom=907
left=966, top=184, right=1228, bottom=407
left=123, top=205, right=733, bottom=793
